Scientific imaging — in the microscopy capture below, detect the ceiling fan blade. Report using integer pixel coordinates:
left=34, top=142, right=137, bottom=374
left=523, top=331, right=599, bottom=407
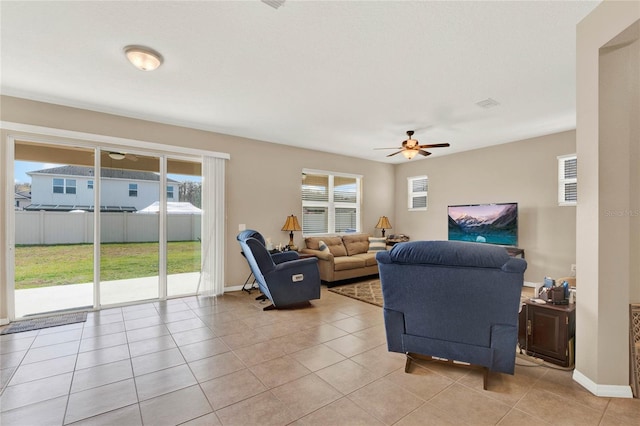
left=386, top=151, right=403, bottom=157
left=418, top=150, right=432, bottom=157
left=418, top=143, right=450, bottom=148
left=374, top=147, right=402, bottom=150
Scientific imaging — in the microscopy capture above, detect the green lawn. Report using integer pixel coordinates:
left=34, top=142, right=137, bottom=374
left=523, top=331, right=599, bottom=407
left=15, top=241, right=201, bottom=289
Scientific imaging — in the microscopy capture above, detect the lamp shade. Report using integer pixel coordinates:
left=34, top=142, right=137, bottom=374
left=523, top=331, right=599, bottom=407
left=375, top=216, right=392, bottom=230
left=281, top=215, right=302, bottom=231
left=402, top=149, right=418, bottom=160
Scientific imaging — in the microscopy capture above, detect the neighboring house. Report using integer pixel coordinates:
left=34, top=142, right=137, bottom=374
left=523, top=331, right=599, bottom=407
left=14, top=191, right=31, bottom=210
left=26, top=165, right=179, bottom=212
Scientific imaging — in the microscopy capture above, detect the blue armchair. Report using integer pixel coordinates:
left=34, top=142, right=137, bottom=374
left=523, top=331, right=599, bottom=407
left=237, top=230, right=321, bottom=310
left=376, top=240, right=527, bottom=389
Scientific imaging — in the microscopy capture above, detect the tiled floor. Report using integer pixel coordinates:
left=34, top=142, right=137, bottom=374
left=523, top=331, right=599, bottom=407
left=1, top=285, right=639, bottom=425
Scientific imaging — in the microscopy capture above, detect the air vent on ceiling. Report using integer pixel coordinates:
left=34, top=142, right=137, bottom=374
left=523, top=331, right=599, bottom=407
left=262, top=0, right=285, bottom=9
left=476, top=98, right=500, bottom=109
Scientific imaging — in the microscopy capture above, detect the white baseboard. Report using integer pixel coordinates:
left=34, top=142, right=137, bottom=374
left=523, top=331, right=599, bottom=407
left=573, top=369, right=634, bottom=398
left=224, top=284, right=246, bottom=293
left=0, top=318, right=9, bottom=326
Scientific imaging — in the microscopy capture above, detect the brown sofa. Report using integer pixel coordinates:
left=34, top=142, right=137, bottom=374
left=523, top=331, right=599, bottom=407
left=300, top=234, right=380, bottom=285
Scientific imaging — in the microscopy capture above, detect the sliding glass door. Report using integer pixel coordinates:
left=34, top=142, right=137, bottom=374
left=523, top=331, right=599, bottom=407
left=99, top=150, right=160, bottom=305
left=13, top=141, right=95, bottom=317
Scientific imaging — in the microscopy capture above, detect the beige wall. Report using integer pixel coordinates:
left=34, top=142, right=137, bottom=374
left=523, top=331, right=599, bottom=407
left=392, top=131, right=577, bottom=283
left=576, top=0, right=639, bottom=394
left=0, top=96, right=394, bottom=321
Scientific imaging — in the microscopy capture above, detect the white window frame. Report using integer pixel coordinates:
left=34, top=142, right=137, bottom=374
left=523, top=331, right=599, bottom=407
left=52, top=178, right=76, bottom=194
left=408, top=175, right=428, bottom=211
left=558, top=154, right=577, bottom=206
left=167, top=185, right=174, bottom=199
left=302, top=168, right=362, bottom=235
left=128, top=183, right=138, bottom=197
left=88, top=180, right=94, bottom=189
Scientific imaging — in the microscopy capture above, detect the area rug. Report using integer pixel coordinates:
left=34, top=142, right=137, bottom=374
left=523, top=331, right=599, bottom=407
left=0, top=312, right=88, bottom=335
left=328, top=280, right=383, bottom=307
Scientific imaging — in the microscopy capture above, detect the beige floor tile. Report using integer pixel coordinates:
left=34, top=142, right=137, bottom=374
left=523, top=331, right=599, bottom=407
left=429, top=383, right=512, bottom=425
left=232, top=340, right=286, bottom=366
left=0, top=335, right=35, bottom=354
left=130, top=347, right=185, bottom=376
left=139, top=384, right=212, bottom=426
left=496, top=408, right=550, bottom=426
left=1, top=366, right=16, bottom=389
left=178, top=337, right=230, bottom=362
left=214, top=391, right=298, bottom=426
left=534, top=367, right=611, bottom=411
left=352, top=324, right=388, bottom=346
left=458, top=368, right=539, bottom=406
left=128, top=335, right=176, bottom=357
left=134, top=364, right=197, bottom=401
left=22, top=340, right=80, bottom=365
left=0, top=372, right=72, bottom=412
left=171, top=327, right=217, bottom=346
left=9, top=354, right=76, bottom=386
left=315, top=359, right=380, bottom=394
left=270, top=373, right=342, bottom=418
left=290, top=343, right=347, bottom=371
left=220, top=329, right=269, bottom=349
left=164, top=317, right=207, bottom=334
left=124, top=315, right=164, bottom=331
left=249, top=355, right=312, bottom=389
left=125, top=324, right=170, bottom=343
left=68, top=403, right=142, bottom=426
left=393, top=402, right=460, bottom=426
left=272, top=331, right=320, bottom=354
left=0, top=351, right=26, bottom=369
left=291, top=396, right=386, bottom=426
left=158, top=309, right=198, bottom=323
left=188, top=351, right=246, bottom=383
left=200, top=368, right=267, bottom=410
left=331, top=316, right=370, bottom=333
left=76, top=344, right=130, bottom=370
left=64, top=378, right=138, bottom=424
left=302, top=323, right=349, bottom=343
left=601, top=396, right=640, bottom=424
left=385, top=366, right=454, bottom=401
left=515, top=387, right=604, bottom=426
left=180, top=412, right=222, bottom=426
left=71, top=359, right=133, bottom=393
left=78, top=332, right=128, bottom=353
left=81, top=322, right=126, bottom=339
left=348, top=377, right=425, bottom=424
left=323, top=333, right=378, bottom=358
left=122, top=307, right=158, bottom=321
left=351, top=343, right=406, bottom=375
left=0, top=395, right=68, bottom=426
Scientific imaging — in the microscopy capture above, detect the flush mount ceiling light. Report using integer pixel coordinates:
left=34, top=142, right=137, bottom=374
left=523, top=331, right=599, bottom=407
left=124, top=45, right=163, bottom=71
left=108, top=152, right=126, bottom=160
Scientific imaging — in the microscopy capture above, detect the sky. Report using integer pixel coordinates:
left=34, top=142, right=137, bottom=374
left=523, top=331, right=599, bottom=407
left=14, top=161, right=201, bottom=185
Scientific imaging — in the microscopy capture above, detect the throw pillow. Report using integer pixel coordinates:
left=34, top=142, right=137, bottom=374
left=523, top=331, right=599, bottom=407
left=318, top=240, right=331, bottom=255
left=368, top=237, right=387, bottom=253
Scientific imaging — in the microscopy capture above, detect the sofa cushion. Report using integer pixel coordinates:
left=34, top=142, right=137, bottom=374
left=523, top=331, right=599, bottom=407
left=334, top=255, right=366, bottom=271
left=309, top=236, right=347, bottom=257
left=367, top=237, right=386, bottom=253
left=352, top=252, right=378, bottom=267
left=342, top=234, right=370, bottom=256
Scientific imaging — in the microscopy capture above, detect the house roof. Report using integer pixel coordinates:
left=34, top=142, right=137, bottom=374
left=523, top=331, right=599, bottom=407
left=27, top=165, right=180, bottom=183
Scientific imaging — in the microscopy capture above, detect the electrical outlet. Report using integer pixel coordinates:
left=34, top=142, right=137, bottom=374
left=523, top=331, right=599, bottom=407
left=570, top=264, right=576, bottom=273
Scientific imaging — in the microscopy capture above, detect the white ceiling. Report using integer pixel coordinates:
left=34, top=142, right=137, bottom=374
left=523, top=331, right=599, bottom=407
left=1, top=0, right=600, bottom=163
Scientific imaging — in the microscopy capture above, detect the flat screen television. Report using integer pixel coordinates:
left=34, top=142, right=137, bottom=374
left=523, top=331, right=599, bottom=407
left=447, top=202, right=518, bottom=246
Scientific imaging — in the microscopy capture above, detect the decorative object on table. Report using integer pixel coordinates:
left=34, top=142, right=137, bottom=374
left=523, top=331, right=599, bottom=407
left=377, top=240, right=527, bottom=390
left=375, top=216, right=392, bottom=237
left=281, top=214, right=302, bottom=251
left=237, top=229, right=320, bottom=310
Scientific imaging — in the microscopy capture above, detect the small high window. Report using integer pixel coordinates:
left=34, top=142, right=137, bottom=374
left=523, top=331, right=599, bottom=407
left=129, top=183, right=138, bottom=197
left=88, top=180, right=94, bottom=189
left=558, top=155, right=577, bottom=206
left=167, top=185, right=174, bottom=199
left=408, top=176, right=428, bottom=211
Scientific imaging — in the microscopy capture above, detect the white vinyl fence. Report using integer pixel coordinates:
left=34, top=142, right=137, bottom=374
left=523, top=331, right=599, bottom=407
left=15, top=211, right=201, bottom=245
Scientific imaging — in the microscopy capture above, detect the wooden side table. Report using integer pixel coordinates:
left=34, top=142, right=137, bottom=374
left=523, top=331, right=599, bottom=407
left=518, top=300, right=576, bottom=367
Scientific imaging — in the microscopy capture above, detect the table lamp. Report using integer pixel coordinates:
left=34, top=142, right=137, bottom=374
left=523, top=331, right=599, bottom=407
left=375, top=216, right=392, bottom=237
left=281, top=214, right=302, bottom=250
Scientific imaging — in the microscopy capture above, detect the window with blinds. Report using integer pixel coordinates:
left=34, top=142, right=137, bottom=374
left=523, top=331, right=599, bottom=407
left=302, top=171, right=361, bottom=234
left=558, top=154, right=577, bottom=206
left=408, top=176, right=428, bottom=211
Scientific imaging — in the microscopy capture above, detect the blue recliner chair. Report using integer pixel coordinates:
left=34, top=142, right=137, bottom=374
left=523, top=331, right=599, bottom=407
left=376, top=240, right=527, bottom=389
left=237, top=230, right=321, bottom=310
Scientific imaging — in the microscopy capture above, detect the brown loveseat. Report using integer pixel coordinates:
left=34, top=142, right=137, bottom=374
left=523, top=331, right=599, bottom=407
left=300, top=234, right=381, bottom=285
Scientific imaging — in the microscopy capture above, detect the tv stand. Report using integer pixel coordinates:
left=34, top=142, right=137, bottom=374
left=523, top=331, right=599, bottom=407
left=505, top=247, right=524, bottom=258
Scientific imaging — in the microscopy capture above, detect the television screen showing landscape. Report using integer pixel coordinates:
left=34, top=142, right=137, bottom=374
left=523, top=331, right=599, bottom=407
left=448, top=203, right=518, bottom=246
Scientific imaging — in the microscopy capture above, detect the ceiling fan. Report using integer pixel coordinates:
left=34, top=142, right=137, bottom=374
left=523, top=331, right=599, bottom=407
left=107, top=151, right=138, bottom=162
left=376, top=130, right=450, bottom=160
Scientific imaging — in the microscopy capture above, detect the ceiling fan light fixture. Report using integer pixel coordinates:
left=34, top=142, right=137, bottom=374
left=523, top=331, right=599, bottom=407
left=402, top=149, right=418, bottom=160
left=108, top=152, right=126, bottom=160
left=124, top=45, right=163, bottom=71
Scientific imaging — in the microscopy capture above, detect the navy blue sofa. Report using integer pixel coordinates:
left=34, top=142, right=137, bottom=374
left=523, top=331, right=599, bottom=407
left=237, top=230, right=321, bottom=310
left=376, top=240, right=527, bottom=389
